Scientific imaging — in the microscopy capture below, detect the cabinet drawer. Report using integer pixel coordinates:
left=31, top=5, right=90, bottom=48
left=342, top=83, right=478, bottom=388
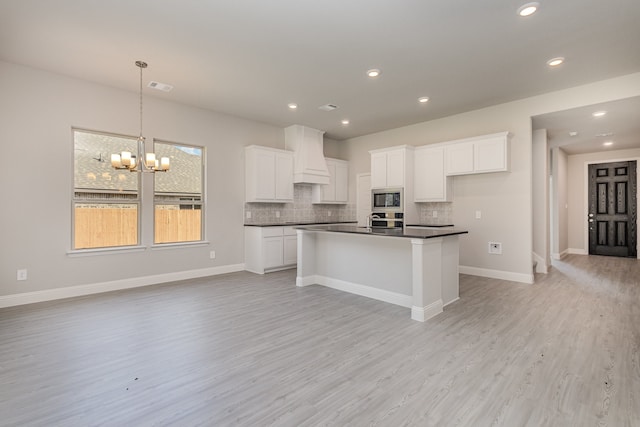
left=262, top=227, right=284, bottom=237
left=283, top=226, right=297, bottom=236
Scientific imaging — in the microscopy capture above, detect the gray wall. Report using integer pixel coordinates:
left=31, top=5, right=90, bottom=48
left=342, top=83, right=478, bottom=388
left=551, top=147, right=569, bottom=258
left=532, top=129, right=550, bottom=271
left=336, top=73, right=640, bottom=280
left=1, top=58, right=640, bottom=298
left=0, top=60, right=286, bottom=297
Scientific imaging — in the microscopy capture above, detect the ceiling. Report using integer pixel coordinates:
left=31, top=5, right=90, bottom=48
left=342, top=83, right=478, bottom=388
left=1, top=0, right=639, bottom=141
left=533, top=96, right=640, bottom=155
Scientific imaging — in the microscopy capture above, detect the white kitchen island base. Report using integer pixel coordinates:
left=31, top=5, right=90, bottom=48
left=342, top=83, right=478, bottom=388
left=296, top=226, right=465, bottom=322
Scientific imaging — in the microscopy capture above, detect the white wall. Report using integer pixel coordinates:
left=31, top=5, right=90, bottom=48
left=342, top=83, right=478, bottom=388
left=336, top=72, right=640, bottom=283
left=567, top=148, right=640, bottom=253
left=0, top=60, right=287, bottom=298
left=551, top=147, right=569, bottom=258
left=532, top=129, right=550, bottom=272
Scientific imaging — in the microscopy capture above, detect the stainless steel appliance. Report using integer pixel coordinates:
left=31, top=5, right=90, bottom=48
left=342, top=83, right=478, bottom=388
left=371, top=188, right=403, bottom=212
left=369, top=211, right=404, bottom=228
left=370, top=188, right=404, bottom=228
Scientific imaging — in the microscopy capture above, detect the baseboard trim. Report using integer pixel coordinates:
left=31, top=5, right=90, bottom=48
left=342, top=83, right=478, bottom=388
left=568, top=248, right=588, bottom=255
left=0, top=263, right=246, bottom=309
left=297, top=275, right=412, bottom=308
left=459, top=265, right=534, bottom=284
left=411, top=300, right=444, bottom=322
left=532, top=252, right=549, bottom=274
left=551, top=249, right=570, bottom=260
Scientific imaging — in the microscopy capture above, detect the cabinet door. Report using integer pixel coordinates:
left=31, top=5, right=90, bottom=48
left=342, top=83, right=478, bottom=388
left=283, top=235, right=297, bottom=265
left=445, top=141, right=474, bottom=176
left=386, top=150, right=405, bottom=187
left=322, top=162, right=337, bottom=201
left=475, top=136, right=507, bottom=173
left=371, top=153, right=388, bottom=188
left=415, top=147, right=447, bottom=201
left=334, top=162, right=348, bottom=202
left=254, top=150, right=276, bottom=200
left=263, top=236, right=284, bottom=269
left=275, top=152, right=294, bottom=201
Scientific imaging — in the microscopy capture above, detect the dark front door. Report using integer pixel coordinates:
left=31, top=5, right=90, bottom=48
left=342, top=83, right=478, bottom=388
left=588, top=161, right=637, bottom=257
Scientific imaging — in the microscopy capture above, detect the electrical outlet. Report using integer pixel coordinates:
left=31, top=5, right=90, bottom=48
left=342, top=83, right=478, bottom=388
left=246, top=211, right=251, bottom=219
left=17, top=269, right=27, bottom=281
left=209, top=251, right=216, bottom=259
left=328, top=211, right=332, bottom=217
left=488, top=242, right=502, bottom=255
left=275, top=211, right=280, bottom=218
left=475, top=210, right=482, bottom=219
left=432, top=211, right=438, bottom=218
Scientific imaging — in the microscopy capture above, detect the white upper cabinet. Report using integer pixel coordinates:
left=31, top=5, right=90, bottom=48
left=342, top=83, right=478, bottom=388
left=445, top=141, right=474, bottom=175
left=445, top=132, right=510, bottom=176
left=312, top=158, right=349, bottom=204
left=414, top=146, right=452, bottom=202
left=245, top=145, right=294, bottom=203
left=370, top=146, right=412, bottom=189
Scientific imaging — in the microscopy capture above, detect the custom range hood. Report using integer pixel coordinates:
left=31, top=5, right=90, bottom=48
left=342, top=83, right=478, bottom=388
left=284, top=124, right=330, bottom=185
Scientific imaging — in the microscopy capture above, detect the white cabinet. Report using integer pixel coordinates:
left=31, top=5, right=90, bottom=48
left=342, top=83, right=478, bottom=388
left=445, top=141, right=474, bottom=175
left=370, top=146, right=412, bottom=189
left=414, top=146, right=452, bottom=202
left=245, top=145, right=294, bottom=203
left=312, top=158, right=349, bottom=204
left=445, top=132, right=509, bottom=176
left=245, top=226, right=298, bottom=274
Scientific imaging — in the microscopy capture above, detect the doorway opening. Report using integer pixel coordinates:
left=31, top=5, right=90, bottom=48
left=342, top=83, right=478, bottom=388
left=587, top=160, right=637, bottom=257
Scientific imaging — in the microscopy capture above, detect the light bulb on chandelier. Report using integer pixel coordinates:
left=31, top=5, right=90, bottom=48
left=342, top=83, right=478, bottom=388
left=111, top=61, right=170, bottom=172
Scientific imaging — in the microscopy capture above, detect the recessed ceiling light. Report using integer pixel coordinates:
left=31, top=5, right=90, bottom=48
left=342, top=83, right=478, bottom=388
left=366, top=69, right=381, bottom=78
left=569, top=131, right=578, bottom=137
left=518, top=2, right=540, bottom=17
left=341, top=119, right=350, bottom=125
left=603, top=141, right=614, bottom=146
left=592, top=110, right=607, bottom=117
left=546, top=57, right=564, bottom=67
left=418, top=96, right=430, bottom=103
left=288, top=103, right=298, bottom=110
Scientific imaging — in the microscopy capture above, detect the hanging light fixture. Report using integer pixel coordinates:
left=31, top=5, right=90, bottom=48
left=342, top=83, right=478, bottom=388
left=111, top=61, right=170, bottom=172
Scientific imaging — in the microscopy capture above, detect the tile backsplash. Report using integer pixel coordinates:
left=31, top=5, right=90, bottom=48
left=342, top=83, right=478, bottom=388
left=244, top=184, right=356, bottom=224
left=415, top=202, right=454, bottom=225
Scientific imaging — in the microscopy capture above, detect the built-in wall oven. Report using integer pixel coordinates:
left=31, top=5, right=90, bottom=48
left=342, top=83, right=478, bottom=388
left=371, top=188, right=404, bottom=228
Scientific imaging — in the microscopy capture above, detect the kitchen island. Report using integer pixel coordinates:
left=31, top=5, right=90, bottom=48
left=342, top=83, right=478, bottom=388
left=296, top=224, right=468, bottom=322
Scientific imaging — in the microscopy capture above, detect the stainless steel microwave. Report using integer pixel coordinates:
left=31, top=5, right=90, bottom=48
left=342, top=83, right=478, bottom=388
left=371, top=188, right=403, bottom=212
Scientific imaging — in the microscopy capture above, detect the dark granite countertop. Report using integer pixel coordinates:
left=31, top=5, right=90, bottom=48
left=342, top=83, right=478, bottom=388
left=405, top=224, right=454, bottom=228
left=244, top=221, right=357, bottom=227
left=296, top=224, right=468, bottom=239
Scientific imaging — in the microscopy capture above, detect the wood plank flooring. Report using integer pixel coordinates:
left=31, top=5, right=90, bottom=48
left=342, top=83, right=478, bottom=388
left=1, top=254, right=639, bottom=426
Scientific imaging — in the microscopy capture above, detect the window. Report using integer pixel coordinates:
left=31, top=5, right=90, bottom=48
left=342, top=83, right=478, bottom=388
left=153, top=141, right=204, bottom=244
left=73, top=129, right=140, bottom=249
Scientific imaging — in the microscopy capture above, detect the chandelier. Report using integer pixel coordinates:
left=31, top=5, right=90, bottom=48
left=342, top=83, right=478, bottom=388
left=111, top=61, right=170, bottom=172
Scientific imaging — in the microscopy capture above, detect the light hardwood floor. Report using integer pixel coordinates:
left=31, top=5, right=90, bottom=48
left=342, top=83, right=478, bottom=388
left=1, top=254, right=639, bottom=426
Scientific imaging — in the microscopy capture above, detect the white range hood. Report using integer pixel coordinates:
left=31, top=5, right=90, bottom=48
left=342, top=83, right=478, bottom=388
left=284, top=124, right=330, bottom=185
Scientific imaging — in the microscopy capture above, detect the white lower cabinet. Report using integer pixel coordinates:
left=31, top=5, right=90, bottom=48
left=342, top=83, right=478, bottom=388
left=245, top=226, right=297, bottom=274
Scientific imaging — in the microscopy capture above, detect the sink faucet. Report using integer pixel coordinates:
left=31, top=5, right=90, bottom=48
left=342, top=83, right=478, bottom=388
left=367, top=214, right=381, bottom=228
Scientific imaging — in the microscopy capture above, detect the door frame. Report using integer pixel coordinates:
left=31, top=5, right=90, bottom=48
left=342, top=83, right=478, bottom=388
left=583, top=157, right=640, bottom=259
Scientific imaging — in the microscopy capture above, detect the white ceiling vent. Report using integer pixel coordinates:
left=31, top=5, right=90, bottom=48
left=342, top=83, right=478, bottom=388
left=148, top=81, right=174, bottom=92
left=318, top=104, right=338, bottom=112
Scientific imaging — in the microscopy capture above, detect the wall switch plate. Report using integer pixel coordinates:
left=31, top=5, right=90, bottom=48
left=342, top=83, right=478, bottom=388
left=275, top=211, right=280, bottom=218
left=475, top=210, right=482, bottom=219
left=328, top=211, right=332, bottom=217
left=209, top=251, right=216, bottom=259
left=17, top=269, right=27, bottom=281
left=432, top=211, right=438, bottom=218
left=488, top=242, right=502, bottom=255
left=246, top=211, right=251, bottom=219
